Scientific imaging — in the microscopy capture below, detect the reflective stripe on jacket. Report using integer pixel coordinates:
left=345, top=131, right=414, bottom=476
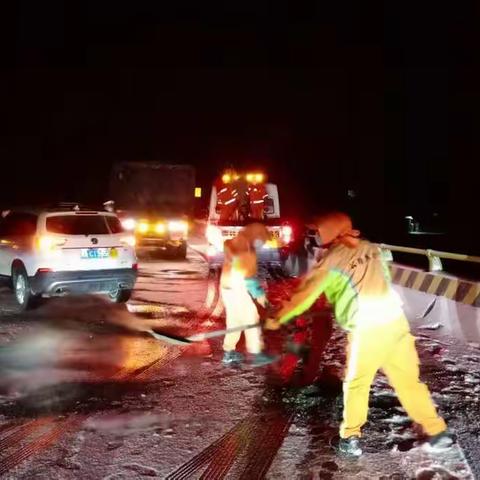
left=277, top=240, right=403, bottom=331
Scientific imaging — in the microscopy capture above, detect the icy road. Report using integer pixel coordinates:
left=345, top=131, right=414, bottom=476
left=0, top=233, right=479, bottom=479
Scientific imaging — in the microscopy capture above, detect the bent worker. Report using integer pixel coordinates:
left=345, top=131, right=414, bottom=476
left=220, top=223, right=276, bottom=367
left=265, top=212, right=453, bottom=456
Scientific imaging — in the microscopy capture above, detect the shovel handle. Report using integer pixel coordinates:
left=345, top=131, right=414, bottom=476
left=186, top=323, right=261, bottom=341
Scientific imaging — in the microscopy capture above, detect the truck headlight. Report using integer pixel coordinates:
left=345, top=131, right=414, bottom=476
left=155, top=222, right=166, bottom=234
left=137, top=221, right=149, bottom=234
left=168, top=220, right=188, bottom=233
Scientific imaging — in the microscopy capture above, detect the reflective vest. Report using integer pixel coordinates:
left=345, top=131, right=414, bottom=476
left=248, top=184, right=267, bottom=205
left=217, top=184, right=239, bottom=208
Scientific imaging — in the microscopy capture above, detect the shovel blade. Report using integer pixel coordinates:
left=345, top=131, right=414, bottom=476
left=148, top=329, right=193, bottom=346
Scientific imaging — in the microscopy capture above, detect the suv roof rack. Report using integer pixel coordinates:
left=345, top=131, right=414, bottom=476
left=45, top=202, right=107, bottom=212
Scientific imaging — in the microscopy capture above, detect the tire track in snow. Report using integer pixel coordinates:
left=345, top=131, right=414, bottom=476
left=164, top=436, right=224, bottom=479
left=166, top=411, right=293, bottom=480
left=237, top=412, right=293, bottom=480
left=198, top=420, right=253, bottom=480
left=0, top=418, right=53, bottom=453
left=166, top=417, right=257, bottom=480
left=0, top=416, right=83, bottom=477
left=0, top=420, right=25, bottom=437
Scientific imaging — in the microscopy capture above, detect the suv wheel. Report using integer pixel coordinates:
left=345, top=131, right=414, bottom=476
left=12, top=266, right=38, bottom=310
left=109, top=288, right=132, bottom=303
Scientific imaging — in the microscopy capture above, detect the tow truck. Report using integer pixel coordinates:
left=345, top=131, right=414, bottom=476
left=205, top=170, right=294, bottom=269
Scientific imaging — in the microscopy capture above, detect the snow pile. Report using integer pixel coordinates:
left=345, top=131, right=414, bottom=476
left=399, top=444, right=474, bottom=479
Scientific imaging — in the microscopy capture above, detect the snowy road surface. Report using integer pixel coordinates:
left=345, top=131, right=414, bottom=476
left=0, top=236, right=479, bottom=479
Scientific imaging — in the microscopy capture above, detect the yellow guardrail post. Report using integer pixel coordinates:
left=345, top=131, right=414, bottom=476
left=379, top=245, right=393, bottom=262
left=426, top=249, right=443, bottom=272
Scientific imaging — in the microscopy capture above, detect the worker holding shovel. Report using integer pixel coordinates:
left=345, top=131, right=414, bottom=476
left=265, top=212, right=452, bottom=457
left=220, top=223, right=277, bottom=367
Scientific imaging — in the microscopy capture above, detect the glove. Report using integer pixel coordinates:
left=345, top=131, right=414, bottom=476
left=256, top=298, right=278, bottom=319
left=256, top=295, right=268, bottom=308
left=245, top=277, right=266, bottom=300
left=264, top=318, right=281, bottom=331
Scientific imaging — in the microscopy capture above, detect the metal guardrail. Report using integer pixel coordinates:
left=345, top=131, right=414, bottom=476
left=377, top=243, right=480, bottom=272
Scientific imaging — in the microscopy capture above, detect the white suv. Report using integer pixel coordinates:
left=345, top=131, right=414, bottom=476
left=0, top=205, right=138, bottom=310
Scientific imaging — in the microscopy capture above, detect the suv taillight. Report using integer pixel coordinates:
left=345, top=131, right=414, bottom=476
left=36, top=268, right=53, bottom=274
left=35, top=235, right=66, bottom=252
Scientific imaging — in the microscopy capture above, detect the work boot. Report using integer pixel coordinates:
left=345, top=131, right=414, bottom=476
left=222, top=351, right=243, bottom=366
left=427, top=430, right=455, bottom=450
left=338, top=436, right=362, bottom=457
left=249, top=352, right=278, bottom=367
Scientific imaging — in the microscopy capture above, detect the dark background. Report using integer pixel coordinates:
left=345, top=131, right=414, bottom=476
left=2, top=2, right=479, bottom=255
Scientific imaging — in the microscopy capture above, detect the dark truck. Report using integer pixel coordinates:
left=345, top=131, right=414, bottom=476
left=107, top=162, right=195, bottom=258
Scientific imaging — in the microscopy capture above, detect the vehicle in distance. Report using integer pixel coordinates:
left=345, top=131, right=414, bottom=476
left=107, top=162, right=195, bottom=259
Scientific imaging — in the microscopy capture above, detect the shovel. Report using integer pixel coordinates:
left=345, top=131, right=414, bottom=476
left=147, top=297, right=274, bottom=346
left=147, top=311, right=319, bottom=346
left=148, top=322, right=261, bottom=346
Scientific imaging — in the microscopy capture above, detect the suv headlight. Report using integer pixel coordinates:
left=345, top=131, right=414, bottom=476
left=137, top=221, right=149, bottom=234
left=155, top=222, right=166, bottom=234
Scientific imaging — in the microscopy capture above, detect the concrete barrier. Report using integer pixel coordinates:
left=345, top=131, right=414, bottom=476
left=390, top=264, right=480, bottom=345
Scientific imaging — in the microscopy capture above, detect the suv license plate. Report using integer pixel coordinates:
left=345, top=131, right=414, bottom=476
left=81, top=248, right=110, bottom=259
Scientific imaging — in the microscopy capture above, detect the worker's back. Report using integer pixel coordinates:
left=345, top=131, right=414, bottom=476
left=220, top=234, right=257, bottom=290
left=320, top=239, right=403, bottom=330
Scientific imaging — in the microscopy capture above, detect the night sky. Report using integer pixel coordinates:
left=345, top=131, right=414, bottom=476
left=2, top=2, right=479, bottom=251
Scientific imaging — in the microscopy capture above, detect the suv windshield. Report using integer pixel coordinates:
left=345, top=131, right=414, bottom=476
left=46, top=215, right=122, bottom=235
